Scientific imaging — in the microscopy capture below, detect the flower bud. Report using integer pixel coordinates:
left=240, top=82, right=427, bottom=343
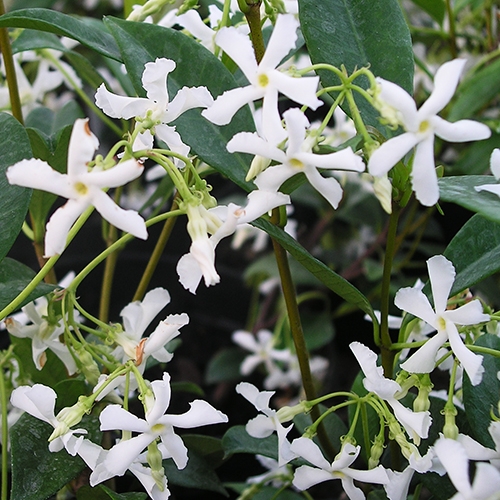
left=442, top=406, right=458, bottom=440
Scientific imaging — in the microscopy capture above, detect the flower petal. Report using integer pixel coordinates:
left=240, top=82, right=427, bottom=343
left=227, top=132, right=285, bottom=162
left=434, top=437, right=472, bottom=497
left=376, top=78, right=418, bottom=131
left=394, top=287, right=437, bottom=327
left=411, top=135, right=439, bottom=207
left=368, top=133, right=419, bottom=177
left=10, top=385, right=57, bottom=425
left=164, top=86, right=213, bottom=122
left=254, top=164, right=296, bottom=192
left=491, top=149, right=500, bottom=179
left=293, top=465, right=334, bottom=490
left=142, top=58, right=175, bottom=107
left=162, top=399, right=227, bottom=428
left=400, top=330, right=448, bottom=373
left=83, top=159, right=143, bottom=189
left=299, top=148, right=365, bottom=172
left=92, top=189, right=147, bottom=239
left=67, top=119, right=100, bottom=178
left=283, top=108, right=309, bottom=155
left=176, top=252, right=203, bottom=294
left=433, top=116, right=491, bottom=142
left=304, top=167, right=344, bottom=209
left=148, top=372, right=172, bottom=423
left=444, top=299, right=489, bottom=326
left=104, top=433, right=154, bottom=476
left=427, top=255, right=455, bottom=313
left=269, top=70, right=322, bottom=110
left=238, top=190, right=290, bottom=224
left=95, top=84, right=151, bottom=119
left=99, top=405, right=149, bottom=433
left=260, top=14, right=299, bottom=70
left=290, top=437, right=331, bottom=470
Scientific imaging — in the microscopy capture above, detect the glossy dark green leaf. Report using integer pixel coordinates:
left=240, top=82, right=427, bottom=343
left=300, top=310, right=335, bottom=350
left=410, top=0, right=445, bottom=25
left=226, top=483, right=303, bottom=500
left=0, top=258, right=55, bottom=313
left=0, top=9, right=121, bottom=60
left=444, top=214, right=500, bottom=296
left=298, top=0, right=413, bottom=130
left=253, top=219, right=376, bottom=322
left=222, top=425, right=278, bottom=460
left=10, top=411, right=100, bottom=500
left=449, top=58, right=500, bottom=121
left=463, top=334, right=500, bottom=448
left=439, top=176, right=500, bottom=224
left=452, top=133, right=500, bottom=175
left=104, top=17, right=255, bottom=191
left=12, top=29, right=65, bottom=53
left=205, top=347, right=247, bottom=384
left=0, top=113, right=32, bottom=262
left=182, top=434, right=225, bottom=468
left=77, top=485, right=147, bottom=500
left=164, top=449, right=228, bottom=496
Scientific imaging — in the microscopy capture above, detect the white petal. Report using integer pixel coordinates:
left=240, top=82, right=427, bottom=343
left=427, top=255, right=455, bottom=313
left=227, top=132, right=285, bottom=162
left=394, top=287, right=437, bottom=327
left=162, top=400, right=227, bottom=428
left=261, top=86, right=286, bottom=145
left=389, top=399, right=431, bottom=440
left=434, top=437, right=472, bottom=497
left=6, top=159, right=73, bottom=198
left=269, top=71, right=322, bottom=110
left=245, top=414, right=276, bottom=438
left=92, top=190, right=147, bottom=239
left=331, top=443, right=360, bottom=470
left=145, top=313, right=188, bottom=358
left=99, top=405, right=149, bottom=433
left=84, top=160, right=143, bottom=189
left=260, top=15, right=299, bottom=70
left=142, top=58, right=175, bottom=107
left=444, top=300, right=489, bottom=326
left=164, top=86, right=213, bottom=122
left=293, top=465, right=334, bottom=490
left=446, top=320, right=484, bottom=386
left=159, top=427, right=189, bottom=469
left=104, top=433, right=154, bottom=476
left=290, top=437, right=332, bottom=470
left=214, top=27, right=258, bottom=83
left=67, top=119, right=99, bottom=178
left=368, top=133, right=419, bottom=177
left=411, top=135, right=439, bottom=207
left=45, top=199, right=88, bottom=257
left=299, top=148, right=365, bottom=172
left=283, top=108, right=309, bottom=155
left=432, top=115, right=491, bottom=142
left=304, top=168, right=344, bottom=209
left=385, top=468, right=414, bottom=500
left=376, top=78, right=418, bottom=131
left=400, top=330, right=448, bottom=373
left=471, top=462, right=500, bottom=498
left=238, top=190, right=290, bottom=224
left=154, top=123, right=190, bottom=159
left=232, top=330, right=260, bottom=352
left=176, top=252, right=203, bottom=294
left=95, top=84, right=151, bottom=119
left=457, top=433, right=498, bottom=461
left=490, top=149, right=500, bottom=179
left=10, top=385, right=57, bottom=425
left=202, top=85, right=261, bottom=125
left=475, top=184, right=500, bottom=197
left=148, top=372, right=171, bottom=423
left=419, top=60, right=466, bottom=118
left=235, top=381, right=266, bottom=407
left=254, top=164, right=296, bottom=191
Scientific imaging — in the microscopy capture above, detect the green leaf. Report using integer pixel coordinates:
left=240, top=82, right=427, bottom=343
left=409, top=0, right=446, bottom=25
left=182, top=434, right=225, bottom=468
left=10, top=412, right=101, bottom=500
left=301, top=310, right=335, bottom=350
left=0, top=113, right=33, bottom=262
left=452, top=133, right=500, bottom=175
left=222, top=425, right=278, bottom=461
left=449, top=58, right=500, bottom=121
left=444, top=214, right=500, bottom=296
left=463, top=334, right=500, bottom=448
left=12, top=29, right=66, bottom=53
left=252, top=219, right=376, bottom=322
left=103, top=17, right=255, bottom=191
left=298, top=0, right=413, bottom=130
left=0, top=9, right=121, bottom=60
left=226, top=483, right=303, bottom=500
left=205, top=347, right=247, bottom=384
left=0, top=258, right=55, bottom=313
left=438, top=175, right=500, bottom=224
left=77, top=485, right=147, bottom=500
left=164, top=449, right=228, bottom=496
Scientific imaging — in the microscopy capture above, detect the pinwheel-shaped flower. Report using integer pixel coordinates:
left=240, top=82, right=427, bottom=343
left=395, top=255, right=489, bottom=386
left=202, top=15, right=322, bottom=144
left=434, top=436, right=500, bottom=500
left=350, top=342, right=431, bottom=443
left=95, top=58, right=213, bottom=161
left=368, top=59, right=491, bottom=207
left=92, top=373, right=227, bottom=480
left=291, top=437, right=389, bottom=499
left=228, top=108, right=365, bottom=209
left=6, top=118, right=147, bottom=256
left=236, top=382, right=297, bottom=466
left=112, top=287, right=188, bottom=367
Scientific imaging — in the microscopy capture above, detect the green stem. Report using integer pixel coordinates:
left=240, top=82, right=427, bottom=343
left=133, top=196, right=179, bottom=301
left=445, top=0, right=457, bottom=58
left=68, top=209, right=183, bottom=293
left=0, top=207, right=93, bottom=321
left=0, top=0, right=23, bottom=124
left=380, top=202, right=401, bottom=377
left=244, top=1, right=266, bottom=63
left=270, top=208, right=335, bottom=459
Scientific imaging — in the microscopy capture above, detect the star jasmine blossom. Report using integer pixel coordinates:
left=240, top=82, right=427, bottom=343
left=395, top=255, right=490, bottom=386
left=202, top=15, right=322, bottom=144
left=350, top=342, right=432, bottom=443
left=291, top=437, right=389, bottom=498
left=6, top=118, right=147, bottom=256
left=228, top=108, right=365, bottom=209
left=368, top=59, right=491, bottom=206
left=95, top=58, right=213, bottom=162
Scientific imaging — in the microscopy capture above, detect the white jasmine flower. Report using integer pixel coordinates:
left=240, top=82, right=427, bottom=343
left=95, top=58, right=213, bottom=163
left=395, top=255, right=489, bottom=386
left=368, top=59, right=491, bottom=206
left=434, top=436, right=500, bottom=500
left=350, top=342, right=431, bottom=443
left=113, top=287, right=188, bottom=367
left=228, top=108, right=365, bottom=209
left=235, top=382, right=297, bottom=466
left=10, top=384, right=87, bottom=454
left=6, top=118, right=147, bottom=256
left=177, top=190, right=289, bottom=293
left=232, top=328, right=293, bottom=378
left=291, top=437, right=389, bottom=498
left=92, top=373, right=227, bottom=480
left=202, top=15, right=322, bottom=144
left=475, top=148, right=500, bottom=197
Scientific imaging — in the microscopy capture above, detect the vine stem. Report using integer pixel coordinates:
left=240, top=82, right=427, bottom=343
left=0, top=0, right=23, bottom=124
left=380, top=202, right=401, bottom=377
left=0, top=355, right=10, bottom=500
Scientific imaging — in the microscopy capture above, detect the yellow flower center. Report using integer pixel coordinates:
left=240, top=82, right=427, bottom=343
left=437, top=316, right=446, bottom=331
left=151, top=423, right=166, bottom=434
left=258, top=73, right=269, bottom=87
left=289, top=158, right=304, bottom=169
left=74, top=181, right=88, bottom=195
left=419, top=120, right=430, bottom=134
